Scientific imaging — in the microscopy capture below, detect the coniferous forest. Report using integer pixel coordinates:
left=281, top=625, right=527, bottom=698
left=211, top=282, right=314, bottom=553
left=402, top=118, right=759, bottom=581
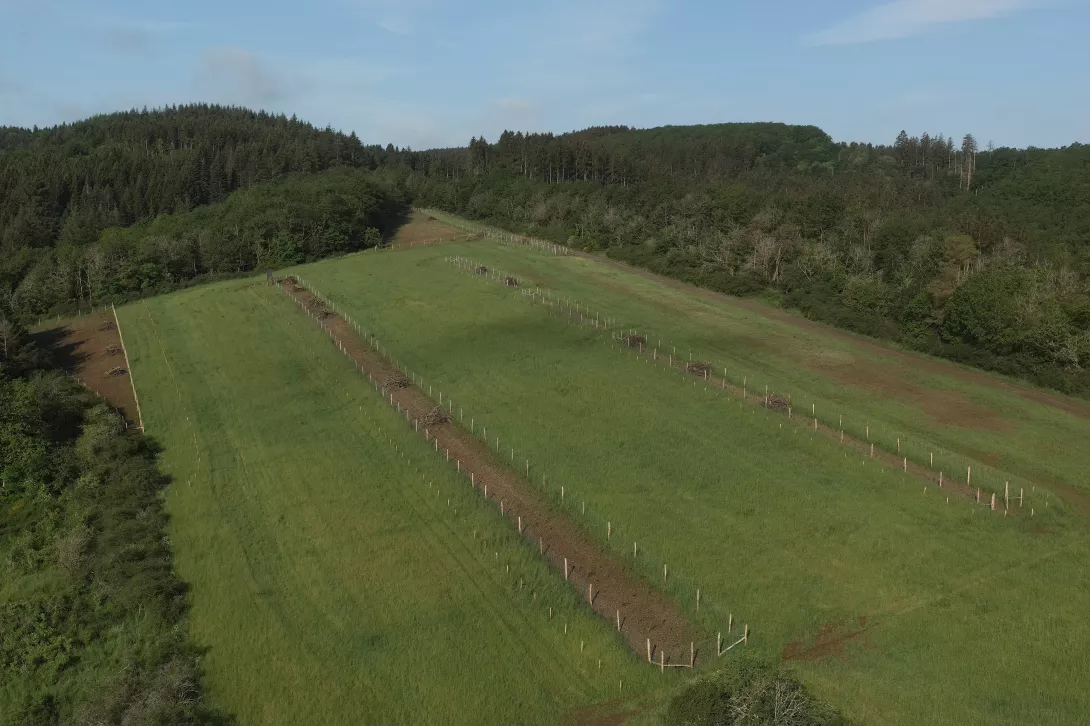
left=2, top=107, right=1088, bottom=396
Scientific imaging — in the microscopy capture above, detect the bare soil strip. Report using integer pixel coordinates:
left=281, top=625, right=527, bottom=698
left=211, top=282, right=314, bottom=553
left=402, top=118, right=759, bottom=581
left=279, top=280, right=704, bottom=665
left=32, top=310, right=140, bottom=426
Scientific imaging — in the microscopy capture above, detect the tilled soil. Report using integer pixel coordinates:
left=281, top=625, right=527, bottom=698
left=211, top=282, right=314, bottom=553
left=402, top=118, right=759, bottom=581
left=32, top=310, right=139, bottom=425
left=281, top=281, right=703, bottom=665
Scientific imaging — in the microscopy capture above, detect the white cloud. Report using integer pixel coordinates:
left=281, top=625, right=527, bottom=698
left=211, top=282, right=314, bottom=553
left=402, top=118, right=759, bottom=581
left=806, top=0, right=1032, bottom=45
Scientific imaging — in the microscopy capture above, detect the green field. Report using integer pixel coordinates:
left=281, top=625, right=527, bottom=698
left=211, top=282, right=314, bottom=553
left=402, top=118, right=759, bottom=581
left=117, top=280, right=663, bottom=726
left=292, top=238, right=1090, bottom=725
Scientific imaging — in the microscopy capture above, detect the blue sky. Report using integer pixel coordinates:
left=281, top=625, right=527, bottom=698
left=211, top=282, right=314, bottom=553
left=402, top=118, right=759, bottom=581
left=1, top=0, right=1087, bottom=149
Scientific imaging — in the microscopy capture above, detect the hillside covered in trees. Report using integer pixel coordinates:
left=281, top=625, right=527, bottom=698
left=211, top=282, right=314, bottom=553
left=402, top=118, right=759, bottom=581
left=1, top=106, right=406, bottom=316
left=398, top=124, right=1090, bottom=396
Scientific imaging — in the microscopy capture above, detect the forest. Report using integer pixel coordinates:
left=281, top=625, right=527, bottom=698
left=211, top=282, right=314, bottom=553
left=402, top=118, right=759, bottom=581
left=1, top=107, right=1087, bottom=395
left=0, top=310, right=221, bottom=724
left=1, top=105, right=404, bottom=316
left=399, top=124, right=1090, bottom=396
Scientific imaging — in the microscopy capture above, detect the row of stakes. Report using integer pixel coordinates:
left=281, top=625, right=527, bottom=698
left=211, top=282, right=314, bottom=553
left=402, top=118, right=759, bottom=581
left=283, top=275, right=749, bottom=670
left=447, top=256, right=1044, bottom=518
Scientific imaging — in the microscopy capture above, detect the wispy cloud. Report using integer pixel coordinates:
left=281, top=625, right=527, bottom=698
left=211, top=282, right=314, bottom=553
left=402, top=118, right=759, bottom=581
left=806, top=0, right=1032, bottom=46
left=193, top=47, right=301, bottom=105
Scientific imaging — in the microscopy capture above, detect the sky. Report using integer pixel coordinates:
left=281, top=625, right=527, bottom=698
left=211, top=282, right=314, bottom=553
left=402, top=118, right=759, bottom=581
left=0, top=0, right=1087, bottom=150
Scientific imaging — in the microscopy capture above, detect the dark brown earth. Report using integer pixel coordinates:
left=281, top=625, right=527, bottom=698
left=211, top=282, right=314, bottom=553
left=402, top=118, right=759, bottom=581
left=281, top=280, right=704, bottom=666
left=32, top=310, right=139, bottom=426
left=781, top=617, right=874, bottom=662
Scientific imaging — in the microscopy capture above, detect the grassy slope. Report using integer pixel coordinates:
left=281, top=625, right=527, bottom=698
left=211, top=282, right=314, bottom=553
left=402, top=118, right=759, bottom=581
left=117, top=279, right=660, bottom=726
left=295, top=242, right=1090, bottom=726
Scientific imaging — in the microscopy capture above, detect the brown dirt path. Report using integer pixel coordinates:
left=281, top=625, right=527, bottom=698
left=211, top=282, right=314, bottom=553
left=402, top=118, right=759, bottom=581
left=279, top=280, right=704, bottom=666
left=32, top=310, right=140, bottom=426
left=577, top=251, right=1090, bottom=421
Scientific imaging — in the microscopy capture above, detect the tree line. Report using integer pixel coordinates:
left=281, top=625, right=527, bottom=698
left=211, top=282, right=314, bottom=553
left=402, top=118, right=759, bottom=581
left=395, top=123, right=1090, bottom=397
left=0, top=311, right=225, bottom=724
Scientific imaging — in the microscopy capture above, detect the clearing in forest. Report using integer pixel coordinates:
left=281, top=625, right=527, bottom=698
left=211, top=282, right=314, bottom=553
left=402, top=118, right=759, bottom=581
left=388, top=209, right=467, bottom=248
left=291, top=237, right=1090, bottom=726
left=115, top=280, right=666, bottom=726
left=32, top=308, right=139, bottom=425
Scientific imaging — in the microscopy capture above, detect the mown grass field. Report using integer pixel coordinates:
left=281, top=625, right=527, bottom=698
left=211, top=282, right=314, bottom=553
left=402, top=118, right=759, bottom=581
left=117, top=280, right=663, bottom=726
left=294, top=238, right=1090, bottom=726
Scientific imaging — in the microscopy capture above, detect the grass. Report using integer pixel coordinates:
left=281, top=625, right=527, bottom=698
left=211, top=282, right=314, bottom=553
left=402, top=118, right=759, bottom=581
left=292, top=239, right=1090, bottom=726
left=117, top=279, right=662, bottom=726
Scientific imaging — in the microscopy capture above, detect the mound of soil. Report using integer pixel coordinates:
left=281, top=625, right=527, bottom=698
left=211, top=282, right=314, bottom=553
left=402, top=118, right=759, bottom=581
left=475, top=265, right=489, bottom=275
left=105, top=366, right=127, bottom=378
left=686, top=361, right=712, bottom=377
left=103, top=344, right=124, bottom=357
left=383, top=375, right=410, bottom=390
left=318, top=310, right=334, bottom=319
left=98, top=320, right=116, bottom=332
left=622, top=334, right=646, bottom=348
left=503, top=276, right=518, bottom=287
left=764, top=393, right=790, bottom=414
left=283, top=275, right=298, bottom=285
left=423, top=406, right=452, bottom=426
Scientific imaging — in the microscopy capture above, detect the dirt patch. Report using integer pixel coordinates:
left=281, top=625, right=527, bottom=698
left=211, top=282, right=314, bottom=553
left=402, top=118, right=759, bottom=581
left=389, top=210, right=465, bottom=248
left=781, top=617, right=873, bottom=662
left=814, top=359, right=1010, bottom=432
left=475, top=265, right=489, bottom=275
left=32, top=311, right=139, bottom=425
left=280, top=280, right=703, bottom=664
left=581, top=252, right=1090, bottom=422
left=503, top=276, right=519, bottom=287
left=621, top=334, right=646, bottom=349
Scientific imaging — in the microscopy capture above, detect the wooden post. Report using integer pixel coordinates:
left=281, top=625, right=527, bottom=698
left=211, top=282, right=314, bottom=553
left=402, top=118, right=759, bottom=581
left=518, top=516, right=523, bottom=533
left=696, top=589, right=701, bottom=611
left=930, top=452, right=933, bottom=468
left=664, top=564, right=668, bottom=584
left=991, top=493, right=996, bottom=511
left=729, top=613, right=733, bottom=633
left=647, top=639, right=652, bottom=663
left=691, top=641, right=695, bottom=668
left=939, top=471, right=943, bottom=487
left=866, top=424, right=870, bottom=440
left=1005, top=481, right=1010, bottom=509
left=539, top=537, right=544, bottom=554
left=564, top=558, right=569, bottom=581
left=1020, top=488, right=1024, bottom=507
left=717, top=631, right=722, bottom=655
left=633, top=542, right=637, bottom=557
left=660, top=651, right=665, bottom=672
left=588, top=583, right=593, bottom=603
left=616, top=610, right=621, bottom=631
left=967, top=466, right=972, bottom=486
left=870, top=443, right=874, bottom=458
left=903, top=457, right=907, bottom=472
left=744, top=624, right=749, bottom=645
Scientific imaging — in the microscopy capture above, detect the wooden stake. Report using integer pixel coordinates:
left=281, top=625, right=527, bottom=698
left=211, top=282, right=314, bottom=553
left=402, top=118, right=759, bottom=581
left=616, top=610, right=621, bottom=631
left=663, top=564, right=668, bottom=584
left=647, top=639, right=652, bottom=663
left=717, top=631, right=722, bottom=655
left=696, top=589, right=701, bottom=611
left=564, top=558, right=569, bottom=581
left=691, top=641, right=695, bottom=668
left=660, top=651, right=665, bottom=672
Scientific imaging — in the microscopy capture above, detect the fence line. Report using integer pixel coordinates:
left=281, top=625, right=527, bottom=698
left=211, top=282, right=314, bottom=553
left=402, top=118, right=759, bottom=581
left=112, top=303, right=145, bottom=432
left=279, top=274, right=742, bottom=669
left=442, top=254, right=1044, bottom=518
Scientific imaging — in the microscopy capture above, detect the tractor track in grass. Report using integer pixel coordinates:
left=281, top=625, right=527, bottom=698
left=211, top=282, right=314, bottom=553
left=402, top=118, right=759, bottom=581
left=279, top=279, right=703, bottom=667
